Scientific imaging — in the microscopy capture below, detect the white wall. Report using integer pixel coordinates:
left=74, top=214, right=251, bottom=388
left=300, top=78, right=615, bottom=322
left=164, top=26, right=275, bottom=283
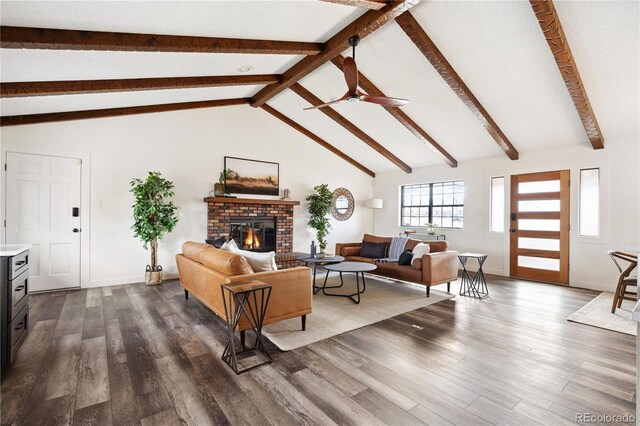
left=1, top=105, right=374, bottom=287
left=373, top=137, right=639, bottom=292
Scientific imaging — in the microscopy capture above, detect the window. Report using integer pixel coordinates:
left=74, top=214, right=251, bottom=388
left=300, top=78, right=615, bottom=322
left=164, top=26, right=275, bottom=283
left=579, top=168, right=599, bottom=236
left=490, top=177, right=505, bottom=233
left=400, top=180, right=464, bottom=228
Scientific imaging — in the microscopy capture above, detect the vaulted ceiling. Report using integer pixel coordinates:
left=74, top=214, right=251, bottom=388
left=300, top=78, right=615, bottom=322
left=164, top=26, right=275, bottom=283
left=1, top=1, right=638, bottom=175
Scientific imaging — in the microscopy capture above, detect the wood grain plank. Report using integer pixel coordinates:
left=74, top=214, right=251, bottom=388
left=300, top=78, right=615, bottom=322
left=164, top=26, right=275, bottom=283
left=156, top=355, right=215, bottom=425
left=291, top=368, right=386, bottom=426
left=140, top=408, right=181, bottom=426
left=352, top=388, right=426, bottom=426
left=42, top=333, right=82, bottom=401
left=73, top=400, right=113, bottom=426
left=75, top=336, right=110, bottom=409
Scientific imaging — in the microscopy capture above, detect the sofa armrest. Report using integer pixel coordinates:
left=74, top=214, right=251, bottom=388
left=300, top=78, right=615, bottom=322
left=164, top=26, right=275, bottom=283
left=224, top=267, right=312, bottom=327
left=421, top=251, right=459, bottom=285
left=342, top=246, right=361, bottom=257
left=335, top=242, right=362, bottom=257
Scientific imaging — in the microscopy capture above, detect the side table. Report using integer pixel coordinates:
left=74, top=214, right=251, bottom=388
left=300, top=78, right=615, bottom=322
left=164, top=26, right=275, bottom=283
left=458, top=253, right=489, bottom=299
left=221, top=280, right=272, bottom=374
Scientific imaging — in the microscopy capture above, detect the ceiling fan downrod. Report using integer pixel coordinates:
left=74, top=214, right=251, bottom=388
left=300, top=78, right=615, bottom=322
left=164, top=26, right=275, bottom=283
left=348, top=35, right=360, bottom=60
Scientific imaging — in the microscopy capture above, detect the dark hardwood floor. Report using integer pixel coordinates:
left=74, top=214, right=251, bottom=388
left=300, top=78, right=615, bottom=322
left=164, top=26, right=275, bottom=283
left=1, top=276, right=635, bottom=425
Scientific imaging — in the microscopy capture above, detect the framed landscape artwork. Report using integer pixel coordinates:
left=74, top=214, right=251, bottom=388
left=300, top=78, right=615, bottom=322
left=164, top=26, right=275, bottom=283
left=224, top=156, right=279, bottom=196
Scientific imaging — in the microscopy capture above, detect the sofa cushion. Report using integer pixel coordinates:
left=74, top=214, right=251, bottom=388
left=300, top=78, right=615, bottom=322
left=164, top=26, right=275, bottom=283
left=398, top=250, right=413, bottom=266
left=342, top=246, right=361, bottom=257
left=411, top=243, right=431, bottom=265
left=360, top=240, right=388, bottom=258
left=199, top=247, right=254, bottom=276
left=363, top=234, right=393, bottom=246
left=374, top=262, right=423, bottom=283
left=405, top=239, right=448, bottom=253
left=344, top=256, right=375, bottom=264
left=182, top=241, right=215, bottom=264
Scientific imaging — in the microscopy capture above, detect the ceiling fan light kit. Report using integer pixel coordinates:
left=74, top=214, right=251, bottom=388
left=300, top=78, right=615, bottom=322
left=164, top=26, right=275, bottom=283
left=304, top=35, right=409, bottom=110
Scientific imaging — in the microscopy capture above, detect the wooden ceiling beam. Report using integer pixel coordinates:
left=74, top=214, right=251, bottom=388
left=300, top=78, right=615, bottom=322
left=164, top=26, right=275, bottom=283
left=0, top=26, right=322, bottom=55
left=261, top=104, right=375, bottom=177
left=530, top=0, right=604, bottom=149
left=290, top=83, right=412, bottom=174
left=395, top=11, right=520, bottom=160
left=331, top=54, right=457, bottom=168
left=0, top=98, right=248, bottom=127
left=321, top=0, right=387, bottom=10
left=250, top=0, right=421, bottom=107
left=1, top=75, right=280, bottom=98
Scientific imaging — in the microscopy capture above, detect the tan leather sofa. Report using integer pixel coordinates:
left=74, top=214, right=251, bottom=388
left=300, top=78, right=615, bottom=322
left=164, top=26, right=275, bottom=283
left=176, top=242, right=312, bottom=345
left=335, top=234, right=459, bottom=296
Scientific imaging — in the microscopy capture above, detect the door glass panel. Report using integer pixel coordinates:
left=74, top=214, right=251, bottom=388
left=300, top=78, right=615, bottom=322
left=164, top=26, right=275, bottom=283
left=519, top=180, right=560, bottom=194
left=518, top=238, right=560, bottom=251
left=519, top=219, right=560, bottom=231
left=518, top=256, right=560, bottom=271
left=518, top=200, right=560, bottom=212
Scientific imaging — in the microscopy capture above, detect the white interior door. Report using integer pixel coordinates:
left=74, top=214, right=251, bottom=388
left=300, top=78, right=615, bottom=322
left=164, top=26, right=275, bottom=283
left=6, top=152, right=82, bottom=292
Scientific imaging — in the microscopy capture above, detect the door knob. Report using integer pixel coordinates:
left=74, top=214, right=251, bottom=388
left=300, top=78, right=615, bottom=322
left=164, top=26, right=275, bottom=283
left=73, top=228, right=81, bottom=233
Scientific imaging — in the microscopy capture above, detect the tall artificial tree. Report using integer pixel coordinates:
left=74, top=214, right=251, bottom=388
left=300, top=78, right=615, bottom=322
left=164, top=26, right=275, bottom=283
left=130, top=171, right=179, bottom=272
left=306, top=184, right=333, bottom=251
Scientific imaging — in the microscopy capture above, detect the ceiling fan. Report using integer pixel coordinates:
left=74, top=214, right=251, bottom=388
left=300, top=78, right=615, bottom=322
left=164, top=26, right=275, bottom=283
left=304, top=35, right=409, bottom=110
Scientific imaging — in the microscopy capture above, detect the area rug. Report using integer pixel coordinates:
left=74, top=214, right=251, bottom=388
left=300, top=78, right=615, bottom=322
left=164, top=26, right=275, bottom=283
left=567, top=292, right=636, bottom=336
left=263, top=274, right=453, bottom=351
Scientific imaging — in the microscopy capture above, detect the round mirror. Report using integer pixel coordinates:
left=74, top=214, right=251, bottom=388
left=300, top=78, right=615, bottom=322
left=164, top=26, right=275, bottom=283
left=331, top=188, right=354, bottom=221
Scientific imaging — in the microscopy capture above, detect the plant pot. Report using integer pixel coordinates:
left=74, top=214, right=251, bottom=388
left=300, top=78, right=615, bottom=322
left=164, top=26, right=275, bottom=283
left=426, top=225, right=436, bottom=235
left=214, top=182, right=224, bottom=197
left=145, top=265, right=163, bottom=285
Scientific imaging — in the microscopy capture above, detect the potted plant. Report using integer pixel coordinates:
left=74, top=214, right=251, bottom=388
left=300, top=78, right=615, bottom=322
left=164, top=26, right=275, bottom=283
left=215, top=168, right=235, bottom=196
left=306, top=184, right=333, bottom=253
left=130, top=171, right=179, bottom=285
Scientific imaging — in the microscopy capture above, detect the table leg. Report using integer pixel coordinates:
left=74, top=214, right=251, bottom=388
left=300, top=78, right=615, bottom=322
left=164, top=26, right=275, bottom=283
left=322, top=272, right=366, bottom=304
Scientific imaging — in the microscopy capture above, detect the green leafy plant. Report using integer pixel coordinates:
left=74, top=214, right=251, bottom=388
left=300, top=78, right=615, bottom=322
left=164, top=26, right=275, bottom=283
left=306, top=184, right=333, bottom=251
left=218, top=168, right=235, bottom=184
left=130, top=171, right=179, bottom=271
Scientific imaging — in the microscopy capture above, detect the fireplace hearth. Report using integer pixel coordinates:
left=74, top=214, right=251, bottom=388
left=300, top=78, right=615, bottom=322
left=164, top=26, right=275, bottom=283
left=229, top=217, right=276, bottom=252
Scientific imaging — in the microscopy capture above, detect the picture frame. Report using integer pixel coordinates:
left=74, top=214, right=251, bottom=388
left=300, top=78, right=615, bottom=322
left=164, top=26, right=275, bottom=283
left=223, top=156, right=280, bottom=196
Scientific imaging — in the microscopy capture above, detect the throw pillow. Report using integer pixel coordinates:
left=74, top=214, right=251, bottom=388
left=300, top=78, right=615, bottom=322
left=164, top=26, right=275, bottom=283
left=227, top=243, right=276, bottom=272
left=205, top=236, right=226, bottom=249
left=398, top=250, right=413, bottom=266
left=411, top=242, right=431, bottom=264
left=220, top=239, right=239, bottom=251
left=359, top=240, right=388, bottom=258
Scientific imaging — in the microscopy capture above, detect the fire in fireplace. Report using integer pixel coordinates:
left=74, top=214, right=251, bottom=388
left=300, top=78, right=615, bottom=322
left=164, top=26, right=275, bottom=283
left=229, top=217, right=276, bottom=252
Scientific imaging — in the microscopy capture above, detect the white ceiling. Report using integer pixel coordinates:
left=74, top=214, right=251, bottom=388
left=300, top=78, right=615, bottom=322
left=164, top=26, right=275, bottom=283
left=1, top=0, right=638, bottom=173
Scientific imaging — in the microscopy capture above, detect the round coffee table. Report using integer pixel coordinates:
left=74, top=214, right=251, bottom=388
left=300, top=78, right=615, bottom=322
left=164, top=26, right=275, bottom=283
left=321, top=261, right=377, bottom=304
left=296, top=255, right=345, bottom=294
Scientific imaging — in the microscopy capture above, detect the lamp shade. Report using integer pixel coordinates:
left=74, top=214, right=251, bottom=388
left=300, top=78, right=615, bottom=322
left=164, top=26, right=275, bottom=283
left=366, top=198, right=383, bottom=209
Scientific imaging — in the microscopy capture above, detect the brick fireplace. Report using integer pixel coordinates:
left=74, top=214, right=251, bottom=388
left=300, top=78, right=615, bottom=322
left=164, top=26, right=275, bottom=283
left=204, top=196, right=305, bottom=269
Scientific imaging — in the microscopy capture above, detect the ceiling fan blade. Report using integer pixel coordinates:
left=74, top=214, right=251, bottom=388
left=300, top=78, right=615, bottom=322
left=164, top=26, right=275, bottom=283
left=360, top=95, right=409, bottom=107
left=303, top=98, right=345, bottom=110
left=343, top=56, right=359, bottom=93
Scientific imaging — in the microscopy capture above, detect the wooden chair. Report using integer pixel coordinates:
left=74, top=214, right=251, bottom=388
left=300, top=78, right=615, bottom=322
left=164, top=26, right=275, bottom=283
left=608, top=250, right=637, bottom=313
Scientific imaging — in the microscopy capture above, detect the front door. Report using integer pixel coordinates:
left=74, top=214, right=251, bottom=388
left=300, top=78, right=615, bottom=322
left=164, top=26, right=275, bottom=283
left=510, top=170, right=570, bottom=285
left=5, top=152, right=82, bottom=292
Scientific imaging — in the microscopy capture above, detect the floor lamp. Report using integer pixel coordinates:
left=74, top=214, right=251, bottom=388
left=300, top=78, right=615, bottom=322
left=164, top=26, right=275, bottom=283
left=366, top=198, right=383, bottom=235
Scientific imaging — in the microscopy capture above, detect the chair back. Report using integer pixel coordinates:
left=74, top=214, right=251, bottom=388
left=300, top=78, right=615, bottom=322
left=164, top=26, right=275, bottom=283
left=608, top=250, right=637, bottom=277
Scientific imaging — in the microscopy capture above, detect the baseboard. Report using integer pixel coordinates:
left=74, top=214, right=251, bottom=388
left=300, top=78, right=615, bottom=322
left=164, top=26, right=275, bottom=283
left=86, top=272, right=179, bottom=288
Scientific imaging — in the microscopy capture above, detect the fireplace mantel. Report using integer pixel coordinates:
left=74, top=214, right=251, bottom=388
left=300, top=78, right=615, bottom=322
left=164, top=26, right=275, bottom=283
left=203, top=197, right=300, bottom=206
